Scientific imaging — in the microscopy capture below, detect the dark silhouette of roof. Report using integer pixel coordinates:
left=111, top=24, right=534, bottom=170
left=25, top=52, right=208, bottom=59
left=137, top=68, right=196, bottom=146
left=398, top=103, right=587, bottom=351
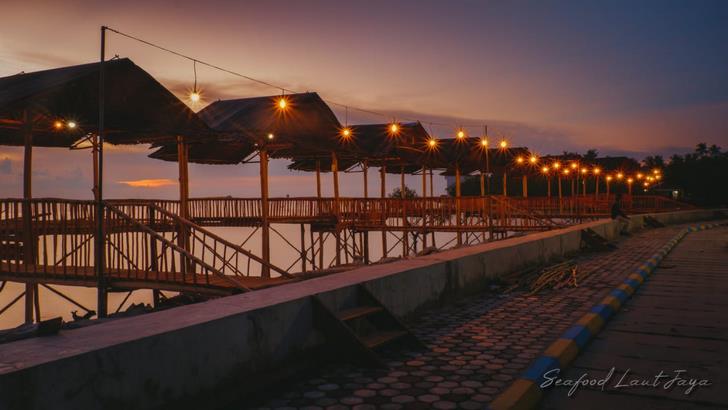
left=0, top=58, right=214, bottom=147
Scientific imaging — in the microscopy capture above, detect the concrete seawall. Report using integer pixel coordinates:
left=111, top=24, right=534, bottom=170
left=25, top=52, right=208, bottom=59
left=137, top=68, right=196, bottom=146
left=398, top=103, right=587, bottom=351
left=0, top=209, right=723, bottom=410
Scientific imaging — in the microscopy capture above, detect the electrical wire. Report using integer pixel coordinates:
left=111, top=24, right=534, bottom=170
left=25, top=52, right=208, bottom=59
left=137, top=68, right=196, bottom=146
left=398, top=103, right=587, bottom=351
left=105, top=26, right=501, bottom=136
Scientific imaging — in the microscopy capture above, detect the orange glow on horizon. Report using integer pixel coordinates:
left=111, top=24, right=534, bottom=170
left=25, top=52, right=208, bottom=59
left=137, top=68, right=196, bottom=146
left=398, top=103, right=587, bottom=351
left=119, top=179, right=177, bottom=188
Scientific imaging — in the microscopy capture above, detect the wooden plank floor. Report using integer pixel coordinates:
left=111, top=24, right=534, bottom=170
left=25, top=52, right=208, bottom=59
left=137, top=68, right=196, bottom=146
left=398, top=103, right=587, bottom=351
left=540, top=226, right=728, bottom=409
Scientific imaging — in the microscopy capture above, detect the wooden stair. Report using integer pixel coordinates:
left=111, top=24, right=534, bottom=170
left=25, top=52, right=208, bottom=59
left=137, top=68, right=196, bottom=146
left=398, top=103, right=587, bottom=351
left=644, top=215, right=666, bottom=228
left=312, top=285, right=424, bottom=367
left=580, top=228, right=615, bottom=252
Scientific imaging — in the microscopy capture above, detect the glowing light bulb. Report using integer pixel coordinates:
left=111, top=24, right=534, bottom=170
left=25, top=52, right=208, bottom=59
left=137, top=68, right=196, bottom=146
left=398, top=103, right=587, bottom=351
left=593, top=167, right=601, bottom=175
left=67, top=121, right=77, bottom=129
left=428, top=138, right=437, bottom=148
left=389, top=123, right=399, bottom=134
left=516, top=156, right=524, bottom=164
left=656, top=175, right=662, bottom=180
left=529, top=155, right=537, bottom=164
left=581, top=167, right=587, bottom=174
left=480, top=138, right=488, bottom=147
left=53, top=121, right=63, bottom=130
left=189, top=91, right=201, bottom=103
left=457, top=130, right=465, bottom=139
left=341, top=127, right=352, bottom=138
left=499, top=140, right=507, bottom=148
left=617, top=172, right=624, bottom=179
left=570, top=163, right=578, bottom=169
left=267, top=133, right=275, bottom=140
left=636, top=173, right=643, bottom=179
left=643, top=182, right=649, bottom=187
left=627, top=177, right=634, bottom=183
left=277, top=97, right=288, bottom=110
left=553, top=162, right=561, bottom=169
left=542, top=166, right=549, bottom=173
left=606, top=175, right=613, bottom=181
left=564, top=169, right=570, bottom=175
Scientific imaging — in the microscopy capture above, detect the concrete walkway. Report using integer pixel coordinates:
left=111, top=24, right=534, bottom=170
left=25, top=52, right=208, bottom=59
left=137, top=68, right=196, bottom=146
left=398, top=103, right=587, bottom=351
left=540, top=226, right=728, bottom=409
left=243, top=225, right=697, bottom=410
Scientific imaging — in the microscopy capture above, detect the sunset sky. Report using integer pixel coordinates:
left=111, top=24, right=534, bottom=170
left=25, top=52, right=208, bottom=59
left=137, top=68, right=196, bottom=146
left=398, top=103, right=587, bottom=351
left=1, top=0, right=726, bottom=199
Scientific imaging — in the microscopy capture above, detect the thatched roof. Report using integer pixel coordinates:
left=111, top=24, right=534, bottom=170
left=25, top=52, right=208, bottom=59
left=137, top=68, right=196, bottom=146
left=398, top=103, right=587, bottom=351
left=151, top=92, right=344, bottom=165
left=0, top=58, right=214, bottom=147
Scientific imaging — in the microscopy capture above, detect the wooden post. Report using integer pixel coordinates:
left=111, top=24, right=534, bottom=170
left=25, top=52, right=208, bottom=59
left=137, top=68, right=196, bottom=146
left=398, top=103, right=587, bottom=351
left=380, top=164, right=387, bottom=258
left=148, top=206, right=161, bottom=308
left=502, top=172, right=508, bottom=196
left=422, top=166, right=428, bottom=249
left=315, top=160, right=323, bottom=270
left=260, top=148, right=271, bottom=278
left=22, top=110, right=35, bottom=324
left=595, top=175, right=600, bottom=199
left=362, top=160, right=369, bottom=263
left=96, top=26, right=108, bottom=319
left=300, top=223, right=307, bottom=272
left=400, top=165, right=408, bottom=257
left=522, top=175, right=528, bottom=198
left=606, top=179, right=611, bottom=197
left=455, top=164, right=462, bottom=246
left=429, top=168, right=436, bottom=246
left=331, top=152, right=341, bottom=265
left=177, top=137, right=190, bottom=276
left=547, top=175, right=552, bottom=198
left=92, top=135, right=99, bottom=201
left=480, top=171, right=486, bottom=242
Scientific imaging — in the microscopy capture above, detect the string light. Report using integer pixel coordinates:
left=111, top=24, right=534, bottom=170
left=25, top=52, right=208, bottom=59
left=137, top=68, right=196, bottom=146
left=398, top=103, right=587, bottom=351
left=636, top=173, right=643, bottom=179
left=516, top=156, right=524, bottom=164
left=563, top=169, right=571, bottom=175
left=389, top=122, right=400, bottom=135
left=480, top=138, right=488, bottom=147
left=541, top=166, right=549, bottom=173
left=277, top=96, right=288, bottom=110
left=67, top=121, right=77, bottom=129
left=616, top=172, right=624, bottom=180
left=267, top=133, right=275, bottom=140
left=552, top=162, right=561, bottom=169
left=189, top=60, right=201, bottom=103
left=570, top=163, right=578, bottom=169
left=606, top=175, right=613, bottom=181
left=499, top=140, right=508, bottom=149
left=340, top=127, right=352, bottom=139
left=580, top=167, right=588, bottom=174
left=593, top=167, right=601, bottom=175
left=427, top=138, right=438, bottom=149
left=529, top=155, right=538, bottom=164
left=456, top=129, right=466, bottom=139
left=53, top=121, right=63, bottom=130
left=627, top=177, right=634, bottom=184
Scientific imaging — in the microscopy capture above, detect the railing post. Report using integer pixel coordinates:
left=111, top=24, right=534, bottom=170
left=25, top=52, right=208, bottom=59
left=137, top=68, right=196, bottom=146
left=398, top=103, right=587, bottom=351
left=400, top=165, right=408, bottom=257
left=332, top=152, right=341, bottom=266
left=455, top=164, right=462, bottom=246
left=95, top=26, right=108, bottom=319
left=380, top=164, right=388, bottom=258
left=363, top=160, right=370, bottom=264
left=22, top=110, right=35, bottom=324
left=148, top=206, right=161, bottom=307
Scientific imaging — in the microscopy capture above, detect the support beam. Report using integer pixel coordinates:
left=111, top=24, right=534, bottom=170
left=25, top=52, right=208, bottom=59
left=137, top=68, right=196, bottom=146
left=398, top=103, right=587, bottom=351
left=502, top=172, right=508, bottom=196
left=455, top=164, right=462, bottom=246
left=522, top=175, right=528, bottom=198
left=96, top=25, right=108, bottom=319
left=22, top=110, right=35, bottom=324
left=315, top=160, right=323, bottom=270
left=331, top=152, right=341, bottom=266
left=260, top=148, right=271, bottom=278
left=380, top=164, right=387, bottom=258
left=177, top=137, right=190, bottom=275
left=400, top=165, right=408, bottom=257
left=362, top=160, right=369, bottom=263
left=422, top=166, right=428, bottom=249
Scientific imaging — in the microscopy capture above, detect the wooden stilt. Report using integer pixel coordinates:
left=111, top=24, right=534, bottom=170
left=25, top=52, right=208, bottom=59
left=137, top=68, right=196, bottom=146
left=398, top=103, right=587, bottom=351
left=300, top=223, right=307, bottom=272
left=429, top=168, right=435, bottom=246
left=400, top=165, right=408, bottom=257
left=503, top=172, right=508, bottom=196
left=177, top=137, right=190, bottom=275
left=522, top=175, right=528, bottom=198
left=22, top=110, right=35, bottom=324
left=455, top=164, right=462, bottom=246
left=260, top=148, right=271, bottom=278
left=332, top=152, right=341, bottom=266
left=96, top=26, right=108, bottom=319
left=315, top=160, right=324, bottom=270
left=422, top=166, right=428, bottom=249
left=380, top=164, right=388, bottom=258
left=362, top=160, right=370, bottom=263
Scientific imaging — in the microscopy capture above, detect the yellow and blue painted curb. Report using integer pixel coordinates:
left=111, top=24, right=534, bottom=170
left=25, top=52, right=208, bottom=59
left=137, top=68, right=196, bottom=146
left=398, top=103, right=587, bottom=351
left=488, top=222, right=722, bottom=410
